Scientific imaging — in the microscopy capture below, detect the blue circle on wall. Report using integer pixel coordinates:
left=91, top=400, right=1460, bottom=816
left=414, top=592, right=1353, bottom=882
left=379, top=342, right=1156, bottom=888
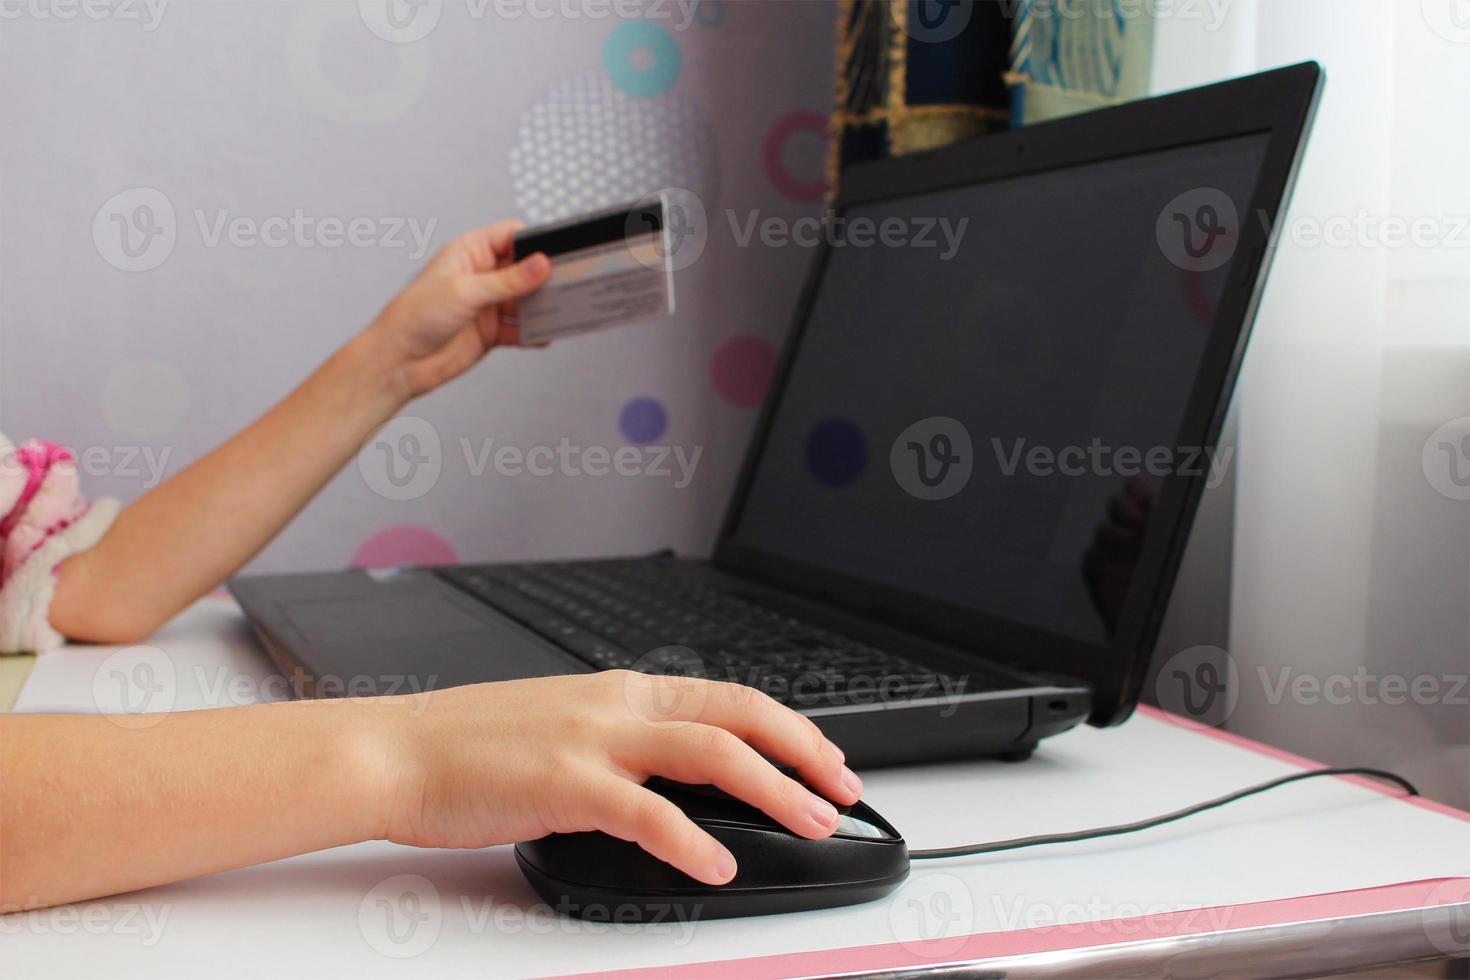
left=805, top=418, right=867, bottom=487
left=619, top=397, right=668, bottom=444
left=604, top=21, right=681, bottom=97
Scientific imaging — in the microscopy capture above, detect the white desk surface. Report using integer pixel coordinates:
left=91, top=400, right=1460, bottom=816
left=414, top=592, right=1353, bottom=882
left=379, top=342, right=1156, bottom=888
left=5, top=597, right=1469, bottom=979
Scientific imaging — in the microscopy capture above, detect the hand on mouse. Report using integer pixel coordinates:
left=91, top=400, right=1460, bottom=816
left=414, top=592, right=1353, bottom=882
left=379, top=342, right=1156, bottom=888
left=368, top=671, right=865, bottom=885
left=364, top=218, right=552, bottom=402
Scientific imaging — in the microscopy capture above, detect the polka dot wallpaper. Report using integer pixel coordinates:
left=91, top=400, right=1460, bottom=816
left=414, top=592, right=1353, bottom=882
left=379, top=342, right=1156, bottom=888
left=0, top=1, right=836, bottom=573
left=711, top=334, right=777, bottom=409
left=618, top=397, right=669, bottom=445
left=509, top=70, right=718, bottom=225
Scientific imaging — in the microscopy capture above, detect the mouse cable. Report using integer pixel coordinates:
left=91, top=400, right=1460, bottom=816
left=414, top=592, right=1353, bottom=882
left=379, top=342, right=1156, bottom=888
left=908, top=767, right=1419, bottom=861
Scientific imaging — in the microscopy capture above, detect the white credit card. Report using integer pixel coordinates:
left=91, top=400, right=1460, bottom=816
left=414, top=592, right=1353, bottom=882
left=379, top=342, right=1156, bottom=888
left=511, top=198, right=675, bottom=344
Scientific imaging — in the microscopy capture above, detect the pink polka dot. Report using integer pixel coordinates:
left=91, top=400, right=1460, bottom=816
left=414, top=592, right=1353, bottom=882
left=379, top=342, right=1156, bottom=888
left=763, top=110, right=828, bottom=202
left=711, top=335, right=777, bottom=409
left=352, top=525, right=459, bottom=569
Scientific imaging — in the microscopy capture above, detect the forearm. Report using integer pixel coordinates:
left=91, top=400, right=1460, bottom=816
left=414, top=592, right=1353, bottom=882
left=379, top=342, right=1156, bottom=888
left=50, top=330, right=408, bottom=642
left=0, top=700, right=394, bottom=911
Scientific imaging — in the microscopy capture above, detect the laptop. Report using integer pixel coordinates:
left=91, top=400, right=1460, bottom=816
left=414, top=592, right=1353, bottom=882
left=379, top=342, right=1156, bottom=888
left=230, top=63, right=1322, bottom=768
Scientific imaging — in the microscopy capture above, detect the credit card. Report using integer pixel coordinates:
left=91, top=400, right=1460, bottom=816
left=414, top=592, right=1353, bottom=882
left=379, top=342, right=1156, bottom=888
left=511, top=198, right=675, bottom=344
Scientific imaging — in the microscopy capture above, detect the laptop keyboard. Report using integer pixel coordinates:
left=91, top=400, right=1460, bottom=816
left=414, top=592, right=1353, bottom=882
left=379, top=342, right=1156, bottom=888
left=436, top=561, right=973, bottom=707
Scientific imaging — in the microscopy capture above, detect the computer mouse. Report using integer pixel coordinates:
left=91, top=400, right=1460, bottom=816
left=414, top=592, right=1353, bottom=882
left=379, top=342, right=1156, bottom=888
left=514, top=777, right=909, bottom=921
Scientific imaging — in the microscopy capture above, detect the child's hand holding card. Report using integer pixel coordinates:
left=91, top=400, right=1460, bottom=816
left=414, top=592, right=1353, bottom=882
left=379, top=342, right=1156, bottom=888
left=509, top=197, right=676, bottom=344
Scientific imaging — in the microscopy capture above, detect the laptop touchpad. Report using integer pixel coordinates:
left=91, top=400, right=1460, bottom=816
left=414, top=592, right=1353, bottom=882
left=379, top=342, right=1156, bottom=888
left=284, top=595, right=484, bottom=641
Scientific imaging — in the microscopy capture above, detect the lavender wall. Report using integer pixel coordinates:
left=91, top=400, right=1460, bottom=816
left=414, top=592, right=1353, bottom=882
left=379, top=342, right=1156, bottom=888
left=0, top=0, right=835, bottom=573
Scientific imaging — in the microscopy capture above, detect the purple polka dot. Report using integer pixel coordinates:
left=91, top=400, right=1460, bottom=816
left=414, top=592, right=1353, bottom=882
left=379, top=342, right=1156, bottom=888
left=711, top=335, right=776, bottom=409
left=619, top=397, right=668, bottom=444
left=805, top=418, right=867, bottom=487
left=352, top=525, right=459, bottom=569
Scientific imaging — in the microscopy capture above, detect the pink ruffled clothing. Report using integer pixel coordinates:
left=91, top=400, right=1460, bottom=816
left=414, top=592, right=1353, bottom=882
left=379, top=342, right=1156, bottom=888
left=0, top=434, right=118, bottom=653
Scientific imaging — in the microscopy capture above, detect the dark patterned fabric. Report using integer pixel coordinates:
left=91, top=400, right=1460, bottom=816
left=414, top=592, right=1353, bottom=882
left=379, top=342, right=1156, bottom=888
left=829, top=0, right=1156, bottom=195
left=829, top=0, right=1012, bottom=194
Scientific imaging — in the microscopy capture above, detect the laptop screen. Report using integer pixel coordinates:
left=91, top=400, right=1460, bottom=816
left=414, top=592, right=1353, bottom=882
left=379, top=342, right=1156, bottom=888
left=727, top=133, right=1271, bottom=646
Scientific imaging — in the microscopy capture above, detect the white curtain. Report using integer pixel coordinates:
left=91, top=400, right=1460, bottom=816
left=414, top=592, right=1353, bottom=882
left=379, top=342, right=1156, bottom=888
left=1152, top=0, right=1470, bottom=807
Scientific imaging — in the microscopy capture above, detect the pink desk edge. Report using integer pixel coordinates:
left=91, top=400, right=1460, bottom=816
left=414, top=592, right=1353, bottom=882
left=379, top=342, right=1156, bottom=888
left=555, top=706, right=1470, bottom=980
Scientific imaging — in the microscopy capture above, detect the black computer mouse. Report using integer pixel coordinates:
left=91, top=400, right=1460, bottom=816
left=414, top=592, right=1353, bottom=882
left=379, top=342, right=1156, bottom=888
left=514, top=777, right=910, bottom=921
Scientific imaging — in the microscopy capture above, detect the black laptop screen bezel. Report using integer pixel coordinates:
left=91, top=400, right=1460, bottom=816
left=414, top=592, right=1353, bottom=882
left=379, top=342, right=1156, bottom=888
left=712, top=62, right=1324, bottom=727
